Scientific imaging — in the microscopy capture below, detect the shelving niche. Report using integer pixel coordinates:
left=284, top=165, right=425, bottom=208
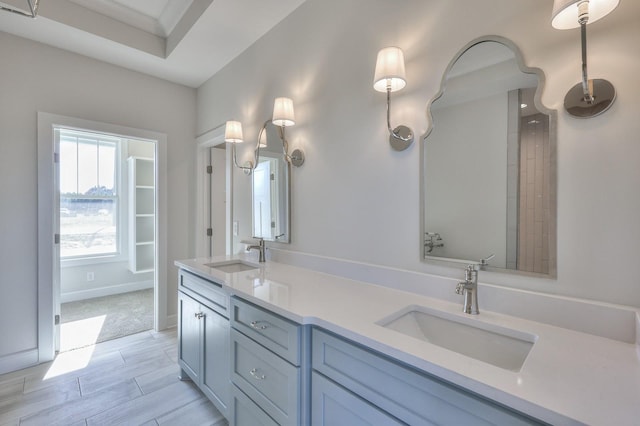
left=128, top=157, right=155, bottom=273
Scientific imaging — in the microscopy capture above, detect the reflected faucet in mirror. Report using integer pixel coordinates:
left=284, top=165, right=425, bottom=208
left=424, top=232, right=444, bottom=254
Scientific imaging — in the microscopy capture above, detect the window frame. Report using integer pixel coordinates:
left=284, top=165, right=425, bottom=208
left=58, top=128, right=126, bottom=265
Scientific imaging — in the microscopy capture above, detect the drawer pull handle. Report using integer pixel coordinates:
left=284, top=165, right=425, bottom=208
left=249, top=368, right=266, bottom=380
left=194, top=312, right=205, bottom=319
left=250, top=321, right=268, bottom=330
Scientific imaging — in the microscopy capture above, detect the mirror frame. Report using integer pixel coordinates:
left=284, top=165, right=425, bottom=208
left=419, top=35, right=557, bottom=277
left=252, top=120, right=292, bottom=243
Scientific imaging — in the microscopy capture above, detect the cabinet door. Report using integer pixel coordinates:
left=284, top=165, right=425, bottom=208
left=202, top=304, right=230, bottom=417
left=311, top=372, right=404, bottom=426
left=178, top=292, right=201, bottom=381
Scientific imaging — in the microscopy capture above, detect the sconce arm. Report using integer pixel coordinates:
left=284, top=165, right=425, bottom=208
left=276, top=125, right=305, bottom=167
left=386, top=88, right=413, bottom=143
left=232, top=142, right=254, bottom=174
left=580, top=22, right=594, bottom=104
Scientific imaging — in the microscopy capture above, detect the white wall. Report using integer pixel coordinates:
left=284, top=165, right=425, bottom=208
left=0, top=32, right=196, bottom=361
left=197, top=0, right=640, bottom=308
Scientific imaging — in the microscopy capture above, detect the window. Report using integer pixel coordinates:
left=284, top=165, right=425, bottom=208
left=58, top=129, right=120, bottom=259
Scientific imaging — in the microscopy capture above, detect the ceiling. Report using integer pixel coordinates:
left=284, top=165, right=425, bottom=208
left=0, top=0, right=307, bottom=87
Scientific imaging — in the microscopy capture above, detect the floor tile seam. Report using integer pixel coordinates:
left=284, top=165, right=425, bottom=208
left=83, top=383, right=201, bottom=425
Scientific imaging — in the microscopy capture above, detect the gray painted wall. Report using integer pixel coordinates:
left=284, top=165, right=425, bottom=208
left=197, top=0, right=640, bottom=308
left=0, top=33, right=196, bottom=360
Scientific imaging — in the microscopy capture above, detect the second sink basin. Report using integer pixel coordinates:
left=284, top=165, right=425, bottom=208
left=204, top=260, right=259, bottom=273
left=378, top=305, right=536, bottom=372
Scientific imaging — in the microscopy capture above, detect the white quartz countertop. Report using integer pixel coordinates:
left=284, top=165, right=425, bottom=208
left=175, top=256, right=640, bottom=425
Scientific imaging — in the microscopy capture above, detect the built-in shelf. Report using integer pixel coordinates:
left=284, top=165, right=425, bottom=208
left=128, top=157, right=155, bottom=273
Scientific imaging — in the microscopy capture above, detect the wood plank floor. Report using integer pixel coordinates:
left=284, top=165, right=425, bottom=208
left=0, top=329, right=228, bottom=426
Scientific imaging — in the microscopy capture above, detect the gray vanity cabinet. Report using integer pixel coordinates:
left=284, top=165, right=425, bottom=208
left=311, top=371, right=403, bottom=425
left=229, top=297, right=309, bottom=426
left=311, top=328, right=544, bottom=426
left=178, top=270, right=230, bottom=418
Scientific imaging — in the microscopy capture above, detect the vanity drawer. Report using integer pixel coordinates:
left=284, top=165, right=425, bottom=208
left=179, top=270, right=228, bottom=318
left=231, top=329, right=300, bottom=426
left=231, top=384, right=279, bottom=426
left=231, top=297, right=301, bottom=365
left=312, top=328, right=543, bottom=426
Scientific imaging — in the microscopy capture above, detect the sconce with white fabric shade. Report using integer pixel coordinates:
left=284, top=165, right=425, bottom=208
left=224, top=120, right=244, bottom=143
left=272, top=97, right=296, bottom=127
left=225, top=120, right=253, bottom=173
left=551, top=0, right=619, bottom=117
left=373, top=46, right=414, bottom=151
left=271, top=97, right=304, bottom=167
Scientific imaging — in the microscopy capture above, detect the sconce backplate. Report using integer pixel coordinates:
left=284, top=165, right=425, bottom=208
left=290, top=149, right=305, bottom=167
left=389, top=125, right=414, bottom=151
left=564, top=78, right=616, bottom=118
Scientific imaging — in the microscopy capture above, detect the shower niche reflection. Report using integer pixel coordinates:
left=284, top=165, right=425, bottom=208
left=422, top=38, right=556, bottom=276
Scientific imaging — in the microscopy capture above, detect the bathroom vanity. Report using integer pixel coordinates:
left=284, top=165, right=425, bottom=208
left=176, top=256, right=640, bottom=425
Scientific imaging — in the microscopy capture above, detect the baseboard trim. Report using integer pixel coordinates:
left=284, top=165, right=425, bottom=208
left=61, top=280, right=154, bottom=303
left=165, top=314, right=177, bottom=329
left=0, top=348, right=38, bottom=376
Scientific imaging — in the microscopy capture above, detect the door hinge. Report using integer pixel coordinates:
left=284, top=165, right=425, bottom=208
left=53, top=152, right=60, bottom=163
left=270, top=173, right=275, bottom=181
left=206, top=228, right=212, bottom=237
left=55, top=315, right=60, bottom=325
left=54, top=234, right=60, bottom=244
left=206, top=165, right=213, bottom=174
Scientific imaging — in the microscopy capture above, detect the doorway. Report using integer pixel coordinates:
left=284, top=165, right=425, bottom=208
left=37, top=113, right=168, bottom=363
left=195, top=124, right=233, bottom=258
left=56, top=128, right=157, bottom=351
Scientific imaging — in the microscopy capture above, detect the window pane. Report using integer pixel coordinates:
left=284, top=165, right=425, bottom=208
left=77, top=138, right=98, bottom=194
left=98, top=141, right=116, bottom=195
left=60, top=199, right=117, bottom=257
left=60, top=138, right=78, bottom=195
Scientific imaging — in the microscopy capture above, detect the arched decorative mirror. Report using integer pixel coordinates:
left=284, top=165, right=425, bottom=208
left=252, top=121, right=291, bottom=243
left=422, top=37, right=557, bottom=277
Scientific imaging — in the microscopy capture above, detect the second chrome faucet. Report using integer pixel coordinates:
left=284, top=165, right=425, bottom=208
left=246, top=237, right=266, bottom=262
left=455, top=264, right=479, bottom=315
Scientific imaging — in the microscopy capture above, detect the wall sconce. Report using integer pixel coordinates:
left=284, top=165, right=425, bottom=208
left=0, top=0, right=40, bottom=18
left=224, top=97, right=305, bottom=174
left=224, top=120, right=254, bottom=174
left=373, top=47, right=414, bottom=151
left=551, top=0, right=619, bottom=118
left=272, top=97, right=305, bottom=167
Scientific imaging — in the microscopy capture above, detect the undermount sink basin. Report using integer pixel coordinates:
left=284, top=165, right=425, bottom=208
left=378, top=305, right=536, bottom=372
left=204, top=260, right=259, bottom=273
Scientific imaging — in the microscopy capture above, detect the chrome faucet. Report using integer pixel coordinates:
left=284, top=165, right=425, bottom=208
left=246, top=237, right=266, bottom=262
left=455, top=264, right=479, bottom=315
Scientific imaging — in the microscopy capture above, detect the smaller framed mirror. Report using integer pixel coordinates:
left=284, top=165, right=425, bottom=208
left=252, top=121, right=291, bottom=242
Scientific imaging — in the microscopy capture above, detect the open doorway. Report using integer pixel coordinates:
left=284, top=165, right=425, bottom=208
left=56, top=128, right=157, bottom=352
left=195, top=124, right=233, bottom=258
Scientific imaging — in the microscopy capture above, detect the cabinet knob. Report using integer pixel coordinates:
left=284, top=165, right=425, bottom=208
left=250, top=320, right=268, bottom=330
left=249, top=368, right=266, bottom=380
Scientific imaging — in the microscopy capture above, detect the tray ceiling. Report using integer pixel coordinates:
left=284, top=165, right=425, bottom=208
left=0, top=0, right=307, bottom=87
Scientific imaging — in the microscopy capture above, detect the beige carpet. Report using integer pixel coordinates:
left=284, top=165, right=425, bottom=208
left=60, top=289, right=154, bottom=351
